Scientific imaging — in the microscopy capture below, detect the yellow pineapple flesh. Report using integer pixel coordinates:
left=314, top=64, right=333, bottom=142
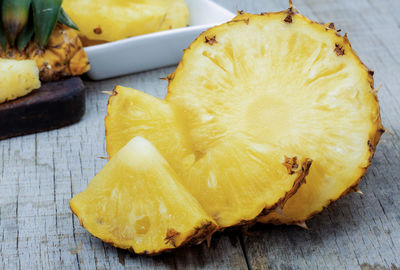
left=70, top=136, right=217, bottom=254
left=62, top=0, right=189, bottom=45
left=105, top=86, right=195, bottom=178
left=166, top=10, right=382, bottom=224
left=0, top=58, right=41, bottom=103
left=105, top=86, right=312, bottom=228
left=1, top=24, right=90, bottom=82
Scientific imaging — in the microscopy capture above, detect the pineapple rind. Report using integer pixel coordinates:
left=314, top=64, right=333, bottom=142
left=166, top=10, right=383, bottom=225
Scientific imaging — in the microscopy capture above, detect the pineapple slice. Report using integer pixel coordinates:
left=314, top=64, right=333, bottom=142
left=70, top=136, right=217, bottom=254
left=0, top=58, right=41, bottom=104
left=105, top=86, right=312, bottom=228
left=105, top=86, right=195, bottom=178
left=166, top=10, right=383, bottom=224
left=62, top=0, right=189, bottom=44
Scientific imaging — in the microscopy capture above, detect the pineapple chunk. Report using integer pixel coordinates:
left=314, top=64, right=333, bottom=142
left=62, top=0, right=189, bottom=43
left=105, top=86, right=195, bottom=178
left=166, top=11, right=383, bottom=224
left=70, top=136, right=217, bottom=254
left=0, top=58, right=41, bottom=104
left=105, top=86, right=312, bottom=228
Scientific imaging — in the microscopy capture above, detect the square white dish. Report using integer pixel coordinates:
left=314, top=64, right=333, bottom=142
left=84, top=0, right=235, bottom=80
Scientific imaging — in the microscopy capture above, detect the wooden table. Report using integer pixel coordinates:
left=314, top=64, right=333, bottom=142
left=1, top=0, right=399, bottom=269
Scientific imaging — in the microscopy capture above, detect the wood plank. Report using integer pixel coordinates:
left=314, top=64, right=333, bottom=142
left=229, top=0, right=400, bottom=269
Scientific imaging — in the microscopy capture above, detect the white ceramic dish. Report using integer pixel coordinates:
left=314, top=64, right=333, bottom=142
left=84, top=0, right=235, bottom=80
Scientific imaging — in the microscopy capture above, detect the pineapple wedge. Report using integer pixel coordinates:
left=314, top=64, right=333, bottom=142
left=70, top=136, right=217, bottom=254
left=105, top=86, right=195, bottom=178
left=105, top=86, right=312, bottom=228
left=0, top=58, right=41, bottom=104
left=62, top=0, right=189, bottom=44
left=166, top=10, right=383, bottom=224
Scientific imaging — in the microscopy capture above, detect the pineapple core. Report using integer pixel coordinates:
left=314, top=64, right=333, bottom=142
left=70, top=137, right=217, bottom=254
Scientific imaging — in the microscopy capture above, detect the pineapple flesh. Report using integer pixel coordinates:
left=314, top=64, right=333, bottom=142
left=0, top=58, right=41, bottom=103
left=166, top=10, right=383, bottom=224
left=105, top=86, right=195, bottom=178
left=62, top=0, right=189, bottom=45
left=105, top=86, right=312, bottom=228
left=70, top=136, right=217, bottom=254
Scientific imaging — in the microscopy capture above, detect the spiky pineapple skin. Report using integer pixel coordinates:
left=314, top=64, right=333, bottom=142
left=0, top=24, right=90, bottom=82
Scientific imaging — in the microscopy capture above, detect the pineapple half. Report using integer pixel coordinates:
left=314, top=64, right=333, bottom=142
left=0, top=58, right=41, bottom=103
left=106, top=86, right=312, bottom=228
left=166, top=9, right=383, bottom=224
left=70, top=136, right=217, bottom=254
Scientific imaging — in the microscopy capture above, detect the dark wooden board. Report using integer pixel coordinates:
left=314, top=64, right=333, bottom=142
left=0, top=77, right=85, bottom=140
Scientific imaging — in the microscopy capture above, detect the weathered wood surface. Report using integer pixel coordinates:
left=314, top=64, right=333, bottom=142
left=1, top=0, right=399, bottom=269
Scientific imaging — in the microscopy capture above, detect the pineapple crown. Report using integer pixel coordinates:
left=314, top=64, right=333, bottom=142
left=0, top=0, right=78, bottom=51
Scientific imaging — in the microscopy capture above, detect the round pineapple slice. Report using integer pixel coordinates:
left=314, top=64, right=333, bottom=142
left=105, top=86, right=195, bottom=178
left=70, top=136, right=217, bottom=254
left=166, top=10, right=383, bottom=224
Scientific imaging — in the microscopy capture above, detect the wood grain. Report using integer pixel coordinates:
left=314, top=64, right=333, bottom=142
left=1, top=0, right=399, bottom=269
